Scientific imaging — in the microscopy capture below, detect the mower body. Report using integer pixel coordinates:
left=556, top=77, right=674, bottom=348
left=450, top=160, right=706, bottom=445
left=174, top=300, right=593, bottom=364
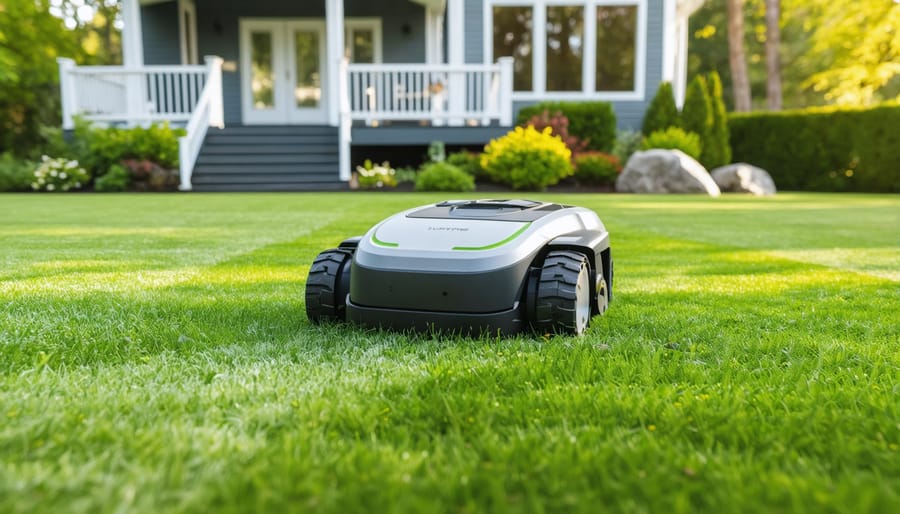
left=306, top=199, right=612, bottom=335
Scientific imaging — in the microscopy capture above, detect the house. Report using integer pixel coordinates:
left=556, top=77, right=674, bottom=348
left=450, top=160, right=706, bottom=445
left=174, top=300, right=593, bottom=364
left=57, top=0, right=704, bottom=191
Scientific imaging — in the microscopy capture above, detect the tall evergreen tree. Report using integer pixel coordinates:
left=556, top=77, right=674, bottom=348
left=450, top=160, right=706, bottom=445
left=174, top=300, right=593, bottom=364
left=641, top=82, right=680, bottom=136
left=705, top=72, right=732, bottom=168
left=681, top=75, right=713, bottom=165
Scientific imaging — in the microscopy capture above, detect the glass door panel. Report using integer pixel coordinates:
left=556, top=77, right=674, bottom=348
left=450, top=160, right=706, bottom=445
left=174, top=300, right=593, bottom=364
left=293, top=30, right=321, bottom=108
left=251, top=31, right=276, bottom=110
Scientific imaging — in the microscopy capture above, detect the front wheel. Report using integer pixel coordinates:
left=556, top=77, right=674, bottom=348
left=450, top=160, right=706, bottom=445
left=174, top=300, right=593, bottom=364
left=533, top=250, right=592, bottom=335
left=305, top=249, right=353, bottom=323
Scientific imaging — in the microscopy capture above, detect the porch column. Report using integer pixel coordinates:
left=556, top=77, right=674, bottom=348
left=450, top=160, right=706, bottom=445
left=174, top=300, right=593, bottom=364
left=446, top=0, right=465, bottom=126
left=326, top=0, right=345, bottom=127
left=121, top=0, right=146, bottom=124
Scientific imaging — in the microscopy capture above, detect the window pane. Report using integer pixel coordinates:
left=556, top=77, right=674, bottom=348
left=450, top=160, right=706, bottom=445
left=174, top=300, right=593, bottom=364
left=250, top=31, right=274, bottom=109
left=493, top=6, right=533, bottom=92
left=352, top=28, right=375, bottom=63
left=596, top=5, right=637, bottom=91
left=546, top=6, right=583, bottom=92
left=294, top=30, right=321, bottom=108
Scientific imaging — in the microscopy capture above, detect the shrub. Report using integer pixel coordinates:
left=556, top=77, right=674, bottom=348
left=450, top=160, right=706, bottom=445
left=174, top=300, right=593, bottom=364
left=415, top=162, right=475, bottom=192
left=641, top=128, right=702, bottom=160
left=522, top=110, right=589, bottom=158
left=0, top=153, right=35, bottom=192
left=729, top=104, right=900, bottom=192
left=94, top=164, right=131, bottom=192
left=356, top=160, right=397, bottom=189
left=516, top=101, right=616, bottom=152
left=30, top=156, right=89, bottom=192
left=394, top=166, right=417, bottom=184
left=681, top=75, right=713, bottom=165
left=53, top=119, right=185, bottom=179
left=705, top=72, right=732, bottom=168
left=574, top=152, right=622, bottom=186
left=446, top=151, right=486, bottom=180
left=611, top=130, right=643, bottom=164
left=481, top=126, right=573, bottom=191
left=642, top=82, right=680, bottom=135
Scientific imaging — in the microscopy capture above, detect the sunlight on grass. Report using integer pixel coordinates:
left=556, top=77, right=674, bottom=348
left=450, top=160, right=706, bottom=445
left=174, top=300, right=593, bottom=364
left=0, top=193, right=898, bottom=514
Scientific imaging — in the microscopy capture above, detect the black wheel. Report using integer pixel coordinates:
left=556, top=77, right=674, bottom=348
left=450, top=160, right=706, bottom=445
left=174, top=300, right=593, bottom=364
left=533, top=250, right=593, bottom=335
left=305, top=249, right=353, bottom=323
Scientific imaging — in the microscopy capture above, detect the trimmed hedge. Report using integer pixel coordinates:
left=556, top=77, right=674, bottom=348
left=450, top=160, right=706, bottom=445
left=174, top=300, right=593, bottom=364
left=516, top=101, right=616, bottom=152
left=729, top=104, right=900, bottom=192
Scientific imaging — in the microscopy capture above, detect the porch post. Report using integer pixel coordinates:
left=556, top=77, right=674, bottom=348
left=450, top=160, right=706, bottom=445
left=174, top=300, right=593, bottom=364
left=121, top=0, right=146, bottom=124
left=447, top=0, right=465, bottom=126
left=57, top=58, right=77, bottom=130
left=326, top=0, right=345, bottom=127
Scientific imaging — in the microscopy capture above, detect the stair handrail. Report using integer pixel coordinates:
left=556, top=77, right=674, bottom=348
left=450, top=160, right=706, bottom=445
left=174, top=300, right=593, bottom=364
left=178, top=56, right=224, bottom=191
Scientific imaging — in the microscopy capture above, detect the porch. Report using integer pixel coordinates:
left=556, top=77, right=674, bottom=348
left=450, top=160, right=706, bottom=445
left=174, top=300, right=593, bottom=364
left=56, top=0, right=515, bottom=191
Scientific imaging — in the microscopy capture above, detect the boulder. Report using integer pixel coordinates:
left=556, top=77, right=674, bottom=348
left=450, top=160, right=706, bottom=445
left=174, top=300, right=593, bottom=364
left=711, top=163, right=777, bottom=196
left=616, top=149, right=720, bottom=196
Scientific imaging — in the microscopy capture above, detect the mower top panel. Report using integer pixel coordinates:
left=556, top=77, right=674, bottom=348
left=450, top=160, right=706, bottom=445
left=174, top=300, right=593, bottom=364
left=354, top=200, right=607, bottom=274
left=407, top=199, right=572, bottom=222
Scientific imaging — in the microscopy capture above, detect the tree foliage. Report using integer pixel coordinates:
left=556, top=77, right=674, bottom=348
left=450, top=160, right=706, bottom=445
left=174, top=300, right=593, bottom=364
left=641, top=82, right=680, bottom=135
left=0, top=0, right=83, bottom=154
left=689, top=0, right=900, bottom=109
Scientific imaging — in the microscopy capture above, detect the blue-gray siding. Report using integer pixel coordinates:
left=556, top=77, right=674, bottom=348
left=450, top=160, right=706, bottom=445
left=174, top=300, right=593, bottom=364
left=141, top=0, right=666, bottom=129
left=141, top=1, right=180, bottom=65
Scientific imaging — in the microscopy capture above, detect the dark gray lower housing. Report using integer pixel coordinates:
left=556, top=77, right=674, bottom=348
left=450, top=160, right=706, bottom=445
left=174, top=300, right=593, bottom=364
left=306, top=199, right=612, bottom=335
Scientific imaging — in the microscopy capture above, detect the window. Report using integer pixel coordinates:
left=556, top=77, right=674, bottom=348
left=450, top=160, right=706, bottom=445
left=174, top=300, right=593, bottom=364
left=596, top=5, right=636, bottom=91
left=345, top=19, right=383, bottom=64
left=492, top=6, right=533, bottom=91
left=546, top=5, right=584, bottom=91
left=486, top=0, right=644, bottom=98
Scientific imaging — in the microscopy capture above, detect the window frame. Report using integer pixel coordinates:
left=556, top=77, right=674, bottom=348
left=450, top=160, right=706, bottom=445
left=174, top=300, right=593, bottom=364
left=484, top=0, right=647, bottom=101
left=344, top=18, right=383, bottom=64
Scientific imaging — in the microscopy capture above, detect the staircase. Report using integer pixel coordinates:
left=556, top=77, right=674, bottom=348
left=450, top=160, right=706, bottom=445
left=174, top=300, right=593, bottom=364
left=190, top=126, right=348, bottom=192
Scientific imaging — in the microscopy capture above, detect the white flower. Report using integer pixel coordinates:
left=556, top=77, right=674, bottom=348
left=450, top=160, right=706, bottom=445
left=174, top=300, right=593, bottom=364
left=46, top=184, right=55, bottom=191
left=75, top=182, right=81, bottom=188
left=31, top=183, right=39, bottom=190
left=60, top=172, right=67, bottom=179
left=50, top=170, right=58, bottom=177
left=66, top=160, right=77, bottom=169
left=41, top=155, right=49, bottom=162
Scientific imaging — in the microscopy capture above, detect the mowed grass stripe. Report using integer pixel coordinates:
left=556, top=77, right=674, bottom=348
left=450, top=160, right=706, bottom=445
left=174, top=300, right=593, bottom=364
left=0, top=193, right=897, bottom=514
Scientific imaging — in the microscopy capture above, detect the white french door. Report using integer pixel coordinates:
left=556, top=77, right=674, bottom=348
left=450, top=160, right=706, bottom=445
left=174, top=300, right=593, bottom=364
left=240, top=20, right=327, bottom=124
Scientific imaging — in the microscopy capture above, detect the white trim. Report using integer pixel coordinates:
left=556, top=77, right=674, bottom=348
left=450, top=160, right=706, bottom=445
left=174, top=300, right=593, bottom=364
left=344, top=18, right=383, bottom=63
left=661, top=0, right=676, bottom=84
left=178, top=0, right=199, bottom=65
left=326, top=0, right=344, bottom=126
left=484, top=0, right=647, bottom=101
left=121, top=0, right=144, bottom=67
left=424, top=7, right=445, bottom=65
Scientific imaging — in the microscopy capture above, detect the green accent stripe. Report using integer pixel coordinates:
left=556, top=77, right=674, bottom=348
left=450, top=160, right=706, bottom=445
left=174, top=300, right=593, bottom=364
left=452, top=222, right=532, bottom=251
left=371, top=231, right=399, bottom=248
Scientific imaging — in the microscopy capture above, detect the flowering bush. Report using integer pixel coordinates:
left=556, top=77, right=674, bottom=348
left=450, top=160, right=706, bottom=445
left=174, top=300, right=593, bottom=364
left=356, top=160, right=397, bottom=189
left=574, top=151, right=622, bottom=186
left=31, top=156, right=89, bottom=192
left=481, top=126, right=573, bottom=190
left=524, top=110, right=589, bottom=159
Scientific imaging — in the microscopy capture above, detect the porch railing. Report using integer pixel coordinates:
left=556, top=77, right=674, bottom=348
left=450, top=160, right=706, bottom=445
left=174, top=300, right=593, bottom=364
left=345, top=58, right=514, bottom=126
left=57, top=59, right=210, bottom=127
left=337, top=57, right=513, bottom=180
left=57, top=56, right=224, bottom=190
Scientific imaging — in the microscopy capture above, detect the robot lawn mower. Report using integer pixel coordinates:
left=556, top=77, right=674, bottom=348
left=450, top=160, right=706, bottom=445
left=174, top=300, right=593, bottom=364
left=305, top=199, right=612, bottom=335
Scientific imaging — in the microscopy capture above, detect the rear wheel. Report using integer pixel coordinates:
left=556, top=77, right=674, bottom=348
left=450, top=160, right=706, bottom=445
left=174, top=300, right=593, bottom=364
left=305, top=249, right=353, bottom=323
left=533, top=250, right=592, bottom=335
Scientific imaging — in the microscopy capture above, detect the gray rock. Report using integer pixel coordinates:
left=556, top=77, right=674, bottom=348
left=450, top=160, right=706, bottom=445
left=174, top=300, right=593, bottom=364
left=711, top=163, right=777, bottom=196
left=616, top=150, right=720, bottom=196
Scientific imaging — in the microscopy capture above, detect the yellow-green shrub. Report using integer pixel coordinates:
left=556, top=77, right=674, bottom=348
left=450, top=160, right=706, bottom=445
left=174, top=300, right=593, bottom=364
left=480, top=126, right=573, bottom=190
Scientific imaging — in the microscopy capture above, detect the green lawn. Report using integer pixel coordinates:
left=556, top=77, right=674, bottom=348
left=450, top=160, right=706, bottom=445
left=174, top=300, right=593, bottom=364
left=1, top=192, right=898, bottom=514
